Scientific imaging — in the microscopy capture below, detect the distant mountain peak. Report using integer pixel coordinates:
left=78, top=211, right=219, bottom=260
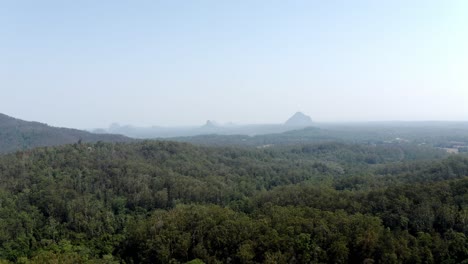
left=284, top=112, right=313, bottom=126
left=202, top=120, right=218, bottom=128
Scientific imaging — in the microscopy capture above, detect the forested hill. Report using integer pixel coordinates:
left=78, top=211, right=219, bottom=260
left=0, top=113, right=132, bottom=154
left=171, top=125, right=468, bottom=149
left=1, top=140, right=468, bottom=263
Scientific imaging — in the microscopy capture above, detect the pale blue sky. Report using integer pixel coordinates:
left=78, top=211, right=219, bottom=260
left=1, top=1, right=467, bottom=129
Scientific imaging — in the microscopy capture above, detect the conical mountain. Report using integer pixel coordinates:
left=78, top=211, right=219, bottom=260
left=284, top=112, right=313, bottom=126
left=201, top=120, right=218, bottom=129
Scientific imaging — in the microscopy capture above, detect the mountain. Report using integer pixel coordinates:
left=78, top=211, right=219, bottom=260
left=0, top=113, right=132, bottom=154
left=201, top=120, right=218, bottom=129
left=95, top=114, right=318, bottom=139
left=284, top=112, right=314, bottom=126
left=98, top=121, right=296, bottom=138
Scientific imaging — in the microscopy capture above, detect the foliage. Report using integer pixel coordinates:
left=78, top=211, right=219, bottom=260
left=0, top=141, right=467, bottom=263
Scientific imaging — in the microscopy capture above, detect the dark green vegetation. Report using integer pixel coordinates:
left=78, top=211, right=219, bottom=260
left=0, top=113, right=132, bottom=154
left=1, top=139, right=468, bottom=263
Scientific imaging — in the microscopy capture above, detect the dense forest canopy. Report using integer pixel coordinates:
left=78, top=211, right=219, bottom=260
left=0, top=140, right=468, bottom=263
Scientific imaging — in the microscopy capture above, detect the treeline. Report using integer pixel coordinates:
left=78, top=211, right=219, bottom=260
left=0, top=141, right=467, bottom=263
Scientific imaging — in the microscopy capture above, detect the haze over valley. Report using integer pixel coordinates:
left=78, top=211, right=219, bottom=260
left=92, top=111, right=315, bottom=138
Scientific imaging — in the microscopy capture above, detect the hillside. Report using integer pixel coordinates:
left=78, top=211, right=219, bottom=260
left=0, top=113, right=132, bottom=154
left=171, top=124, right=468, bottom=151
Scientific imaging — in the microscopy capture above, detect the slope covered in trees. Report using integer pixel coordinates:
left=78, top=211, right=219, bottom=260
left=0, top=140, right=467, bottom=263
left=0, top=113, right=132, bottom=154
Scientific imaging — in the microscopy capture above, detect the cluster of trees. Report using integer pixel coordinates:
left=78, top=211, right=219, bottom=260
left=0, top=141, right=467, bottom=263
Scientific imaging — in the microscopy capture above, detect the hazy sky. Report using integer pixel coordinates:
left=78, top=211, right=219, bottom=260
left=2, top=1, right=468, bottom=129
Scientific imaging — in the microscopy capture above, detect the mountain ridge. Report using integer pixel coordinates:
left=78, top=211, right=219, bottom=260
left=94, top=112, right=316, bottom=138
left=0, top=113, right=132, bottom=154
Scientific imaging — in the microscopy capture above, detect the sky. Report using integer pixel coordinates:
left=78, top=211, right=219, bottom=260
left=1, top=0, right=468, bottom=129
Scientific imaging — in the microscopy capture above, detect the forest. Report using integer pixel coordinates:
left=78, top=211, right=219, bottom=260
left=0, top=140, right=467, bottom=263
